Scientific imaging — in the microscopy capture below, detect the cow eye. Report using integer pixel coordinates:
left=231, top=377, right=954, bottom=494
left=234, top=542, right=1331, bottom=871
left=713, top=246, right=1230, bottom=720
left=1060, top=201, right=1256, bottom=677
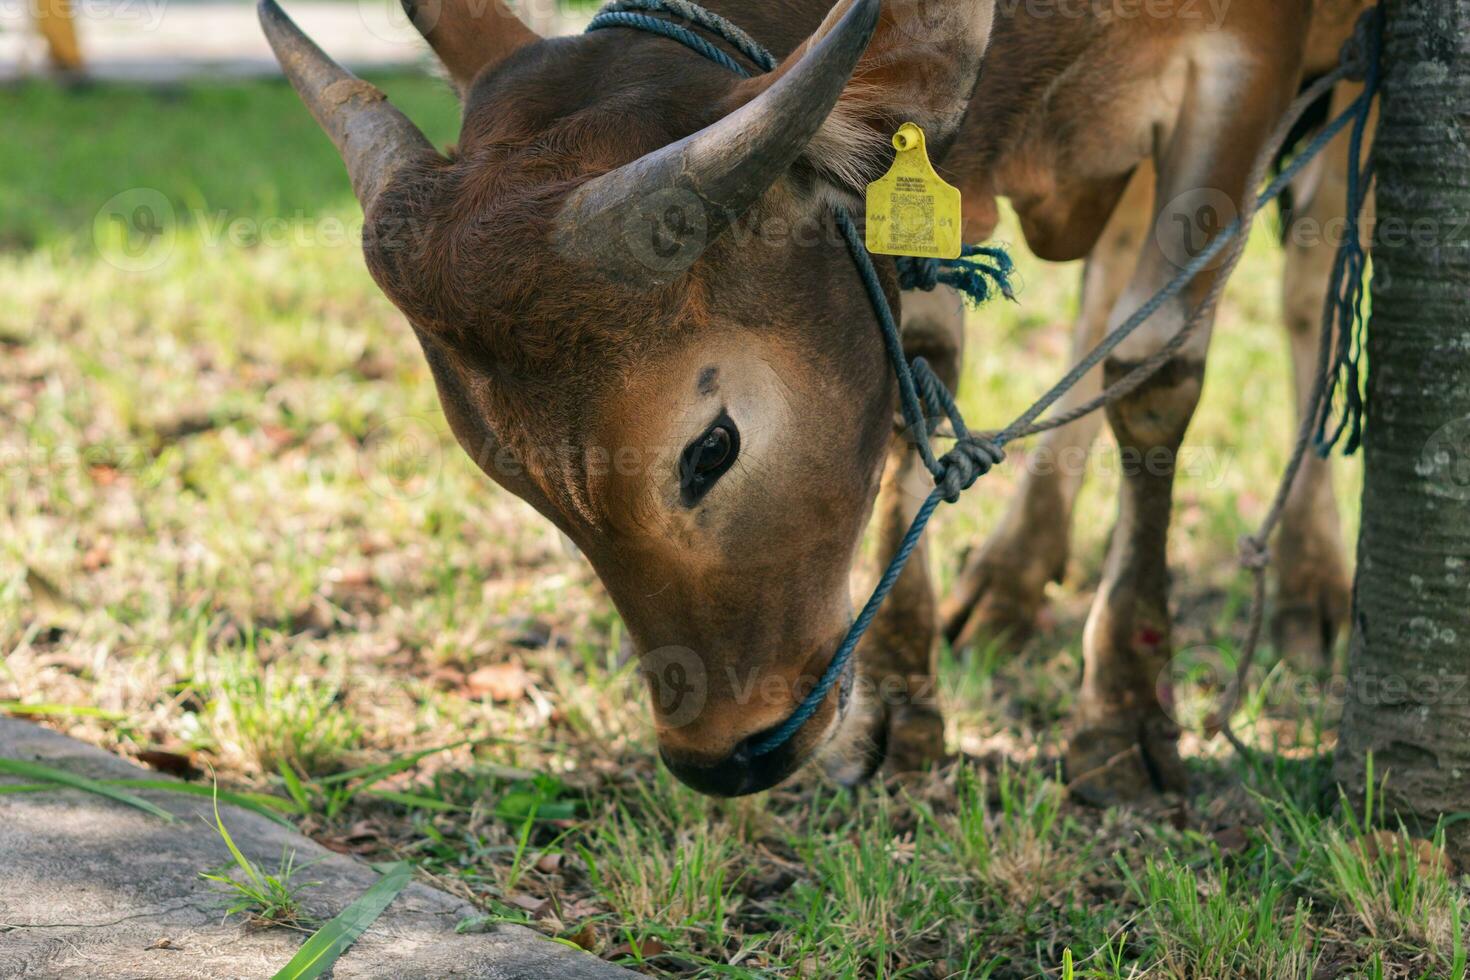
left=679, top=415, right=739, bottom=507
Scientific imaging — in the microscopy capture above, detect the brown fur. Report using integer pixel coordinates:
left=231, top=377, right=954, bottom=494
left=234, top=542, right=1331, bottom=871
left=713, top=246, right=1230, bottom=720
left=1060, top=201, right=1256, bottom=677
left=285, top=0, right=1368, bottom=797
left=854, top=0, right=1370, bottom=795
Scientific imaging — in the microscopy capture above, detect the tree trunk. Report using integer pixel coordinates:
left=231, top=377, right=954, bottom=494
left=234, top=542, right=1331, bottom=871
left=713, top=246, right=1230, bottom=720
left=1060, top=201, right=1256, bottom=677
left=1335, top=0, right=1470, bottom=862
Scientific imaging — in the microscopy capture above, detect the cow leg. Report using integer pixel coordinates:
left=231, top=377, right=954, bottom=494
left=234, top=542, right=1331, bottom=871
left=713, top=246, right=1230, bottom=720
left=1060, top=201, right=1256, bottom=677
left=1273, top=82, right=1372, bottom=669
left=1066, top=54, right=1303, bottom=806
left=940, top=163, right=1156, bottom=653
left=828, top=286, right=964, bottom=780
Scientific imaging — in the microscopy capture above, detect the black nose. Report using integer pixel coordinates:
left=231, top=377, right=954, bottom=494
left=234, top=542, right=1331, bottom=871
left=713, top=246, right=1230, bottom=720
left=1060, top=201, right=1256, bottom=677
left=659, top=656, right=853, bottom=796
left=660, top=732, right=807, bottom=797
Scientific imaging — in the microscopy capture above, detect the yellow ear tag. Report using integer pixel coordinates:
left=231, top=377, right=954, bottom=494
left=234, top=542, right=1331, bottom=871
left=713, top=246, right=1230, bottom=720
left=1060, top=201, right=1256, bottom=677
left=864, top=122, right=962, bottom=260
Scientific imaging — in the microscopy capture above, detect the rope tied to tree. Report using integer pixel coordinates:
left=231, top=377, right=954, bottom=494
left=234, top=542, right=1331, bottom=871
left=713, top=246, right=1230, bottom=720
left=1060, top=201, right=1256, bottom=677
left=1313, top=6, right=1382, bottom=458
left=587, top=0, right=1383, bottom=762
left=1214, top=7, right=1383, bottom=756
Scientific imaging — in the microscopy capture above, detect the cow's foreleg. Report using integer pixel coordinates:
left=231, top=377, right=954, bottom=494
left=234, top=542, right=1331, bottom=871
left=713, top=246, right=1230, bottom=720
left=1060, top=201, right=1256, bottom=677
left=940, top=163, right=1157, bottom=653
left=1273, top=81, right=1372, bottom=669
left=1066, top=53, right=1303, bottom=805
left=827, top=287, right=964, bottom=781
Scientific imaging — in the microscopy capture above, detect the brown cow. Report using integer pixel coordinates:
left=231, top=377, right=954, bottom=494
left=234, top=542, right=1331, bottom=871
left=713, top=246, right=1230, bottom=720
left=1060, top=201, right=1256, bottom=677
left=861, top=0, right=1373, bottom=801
left=260, top=0, right=1368, bottom=801
left=939, top=81, right=1373, bottom=671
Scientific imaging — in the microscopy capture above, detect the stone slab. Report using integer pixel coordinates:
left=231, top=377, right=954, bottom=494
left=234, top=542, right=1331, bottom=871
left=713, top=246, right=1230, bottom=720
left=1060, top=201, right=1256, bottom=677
left=0, top=717, right=636, bottom=979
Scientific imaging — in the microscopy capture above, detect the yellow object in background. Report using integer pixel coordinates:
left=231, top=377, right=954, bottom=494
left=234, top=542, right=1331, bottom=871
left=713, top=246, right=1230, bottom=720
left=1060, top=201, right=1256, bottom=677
left=35, top=0, right=84, bottom=72
left=864, top=122, right=962, bottom=260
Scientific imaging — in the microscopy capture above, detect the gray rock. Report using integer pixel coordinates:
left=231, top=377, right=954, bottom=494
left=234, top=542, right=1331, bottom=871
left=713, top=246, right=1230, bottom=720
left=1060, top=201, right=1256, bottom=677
left=0, top=718, right=636, bottom=979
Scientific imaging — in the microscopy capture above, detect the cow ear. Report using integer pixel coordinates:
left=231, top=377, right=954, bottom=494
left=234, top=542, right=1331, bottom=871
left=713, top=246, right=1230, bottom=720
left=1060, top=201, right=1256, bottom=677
left=731, top=0, right=993, bottom=197
left=403, top=0, right=542, bottom=95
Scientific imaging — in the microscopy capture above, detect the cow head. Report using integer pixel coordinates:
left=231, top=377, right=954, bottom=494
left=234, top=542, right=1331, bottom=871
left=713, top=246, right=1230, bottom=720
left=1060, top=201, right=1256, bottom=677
left=261, top=0, right=992, bottom=795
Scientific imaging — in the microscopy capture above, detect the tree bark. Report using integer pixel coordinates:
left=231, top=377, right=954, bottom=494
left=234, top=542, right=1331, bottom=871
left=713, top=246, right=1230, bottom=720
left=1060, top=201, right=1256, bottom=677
left=1335, top=0, right=1470, bottom=862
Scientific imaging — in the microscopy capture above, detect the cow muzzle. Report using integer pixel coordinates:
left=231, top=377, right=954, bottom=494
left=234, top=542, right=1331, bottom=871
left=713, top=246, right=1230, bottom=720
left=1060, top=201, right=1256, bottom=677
left=656, top=668, right=852, bottom=797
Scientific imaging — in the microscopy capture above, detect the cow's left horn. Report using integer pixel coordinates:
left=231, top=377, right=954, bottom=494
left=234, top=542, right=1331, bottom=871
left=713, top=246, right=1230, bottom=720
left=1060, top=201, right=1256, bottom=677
left=554, top=0, right=880, bottom=285
left=260, top=0, right=445, bottom=212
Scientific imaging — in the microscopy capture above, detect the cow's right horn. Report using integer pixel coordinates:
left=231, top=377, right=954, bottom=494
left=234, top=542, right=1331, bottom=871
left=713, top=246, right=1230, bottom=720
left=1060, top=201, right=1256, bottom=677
left=260, top=0, right=445, bottom=214
left=553, top=0, right=880, bottom=286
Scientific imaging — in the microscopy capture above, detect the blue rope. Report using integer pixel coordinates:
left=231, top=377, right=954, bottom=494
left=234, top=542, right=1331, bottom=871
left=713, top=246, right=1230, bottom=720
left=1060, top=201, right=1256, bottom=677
left=586, top=0, right=1377, bottom=760
left=586, top=1, right=1013, bottom=757
left=997, top=90, right=1370, bottom=448
left=897, top=246, right=1017, bottom=305
left=590, top=0, right=775, bottom=73
left=749, top=84, right=1368, bottom=758
left=1314, top=9, right=1381, bottom=457
left=587, top=9, right=750, bottom=75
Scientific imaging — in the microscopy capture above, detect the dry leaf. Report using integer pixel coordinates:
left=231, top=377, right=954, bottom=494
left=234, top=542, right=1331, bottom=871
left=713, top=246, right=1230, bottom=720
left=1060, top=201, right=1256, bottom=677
left=466, top=662, right=528, bottom=702
left=563, top=923, right=597, bottom=951
left=81, top=543, right=112, bottom=572
left=136, top=749, right=201, bottom=780
left=25, top=566, right=81, bottom=630
left=88, top=465, right=121, bottom=487
left=1357, top=830, right=1456, bottom=877
left=1211, top=825, right=1250, bottom=854
left=608, top=938, right=667, bottom=960
left=331, top=565, right=375, bottom=590
left=260, top=423, right=296, bottom=452
left=508, top=893, right=552, bottom=917
left=345, top=819, right=384, bottom=843
left=559, top=899, right=602, bottom=920
left=320, top=820, right=386, bottom=855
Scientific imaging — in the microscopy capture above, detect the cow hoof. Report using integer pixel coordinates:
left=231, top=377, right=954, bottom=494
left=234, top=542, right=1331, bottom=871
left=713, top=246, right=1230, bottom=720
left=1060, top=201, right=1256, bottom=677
left=883, top=705, right=947, bottom=775
left=942, top=481, right=1070, bottom=653
left=822, top=701, right=947, bottom=786
left=1272, top=587, right=1349, bottom=672
left=940, top=563, right=1045, bottom=655
left=950, top=591, right=1038, bottom=655
left=1065, top=721, right=1186, bottom=807
left=821, top=698, right=889, bottom=788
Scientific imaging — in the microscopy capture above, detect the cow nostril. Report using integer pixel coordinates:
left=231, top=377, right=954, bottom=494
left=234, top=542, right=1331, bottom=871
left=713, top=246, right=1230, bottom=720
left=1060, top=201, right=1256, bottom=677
left=661, top=712, right=832, bottom=797
left=659, top=671, right=851, bottom=796
left=660, top=738, right=795, bottom=798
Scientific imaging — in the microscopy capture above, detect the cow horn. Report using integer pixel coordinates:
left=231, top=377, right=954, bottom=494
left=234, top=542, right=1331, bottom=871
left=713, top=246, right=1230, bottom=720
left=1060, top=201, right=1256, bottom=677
left=553, top=0, right=880, bottom=285
left=402, top=0, right=541, bottom=95
left=259, top=0, right=444, bottom=212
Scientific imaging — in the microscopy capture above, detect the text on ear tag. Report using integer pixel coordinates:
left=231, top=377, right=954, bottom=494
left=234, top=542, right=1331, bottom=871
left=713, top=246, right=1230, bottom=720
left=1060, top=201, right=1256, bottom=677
left=864, top=122, right=962, bottom=260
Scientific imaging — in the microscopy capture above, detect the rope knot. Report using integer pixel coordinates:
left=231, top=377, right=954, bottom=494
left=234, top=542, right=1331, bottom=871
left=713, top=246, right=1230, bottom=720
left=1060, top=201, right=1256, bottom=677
left=936, top=437, right=1006, bottom=503
left=1238, top=535, right=1270, bottom=571
left=894, top=247, right=1017, bottom=307
left=895, top=256, right=942, bottom=292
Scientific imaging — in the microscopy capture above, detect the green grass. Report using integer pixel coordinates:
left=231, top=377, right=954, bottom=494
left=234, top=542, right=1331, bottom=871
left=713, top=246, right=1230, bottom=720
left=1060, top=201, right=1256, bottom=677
left=1, top=77, right=1462, bottom=978
left=0, top=755, right=176, bottom=821
left=201, top=632, right=365, bottom=778
left=0, top=76, right=460, bottom=250
left=1122, top=854, right=1319, bottom=979
left=270, top=861, right=414, bottom=979
left=202, top=785, right=321, bottom=929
